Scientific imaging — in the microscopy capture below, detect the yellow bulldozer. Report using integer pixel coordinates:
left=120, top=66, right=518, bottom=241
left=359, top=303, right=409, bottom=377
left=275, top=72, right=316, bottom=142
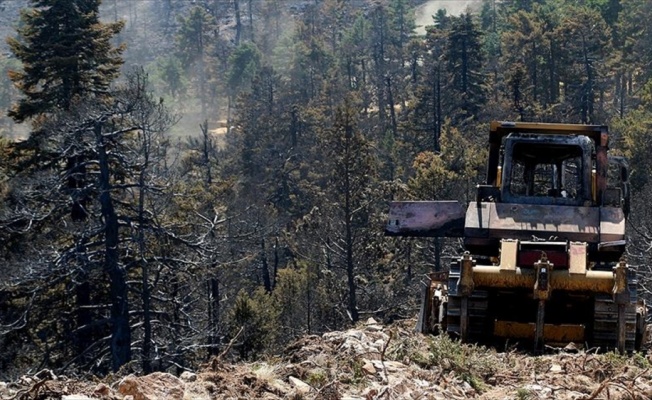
left=387, top=121, right=648, bottom=353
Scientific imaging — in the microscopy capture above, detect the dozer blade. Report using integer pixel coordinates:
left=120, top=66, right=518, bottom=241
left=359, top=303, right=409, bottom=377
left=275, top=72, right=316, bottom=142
left=385, top=201, right=465, bottom=237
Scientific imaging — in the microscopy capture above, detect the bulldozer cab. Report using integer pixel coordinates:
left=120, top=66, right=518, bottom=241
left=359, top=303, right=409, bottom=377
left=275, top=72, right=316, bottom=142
left=500, top=134, right=593, bottom=207
left=484, top=121, right=630, bottom=210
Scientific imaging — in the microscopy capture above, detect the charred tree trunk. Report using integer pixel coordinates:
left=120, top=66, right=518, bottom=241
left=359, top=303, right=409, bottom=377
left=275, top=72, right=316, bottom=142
left=208, top=276, right=220, bottom=356
left=344, top=128, right=358, bottom=323
left=247, top=0, right=254, bottom=42
left=580, top=33, right=593, bottom=123
left=434, top=237, right=442, bottom=272
left=200, top=120, right=213, bottom=185
left=531, top=41, right=538, bottom=104
left=405, top=241, right=412, bottom=283
left=67, top=154, right=87, bottom=221
left=137, top=130, right=152, bottom=373
left=96, top=122, right=130, bottom=372
left=386, top=75, right=398, bottom=138
left=548, top=41, right=558, bottom=105
left=290, top=106, right=299, bottom=148
left=434, top=63, right=442, bottom=152
left=273, top=237, right=279, bottom=291
left=75, top=272, right=92, bottom=359
left=234, top=0, right=242, bottom=46
left=261, top=239, right=272, bottom=293
left=345, top=186, right=358, bottom=323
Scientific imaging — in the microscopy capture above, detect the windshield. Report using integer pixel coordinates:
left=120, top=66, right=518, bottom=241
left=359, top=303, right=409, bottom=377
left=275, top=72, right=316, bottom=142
left=502, top=137, right=591, bottom=206
left=509, top=144, right=583, bottom=199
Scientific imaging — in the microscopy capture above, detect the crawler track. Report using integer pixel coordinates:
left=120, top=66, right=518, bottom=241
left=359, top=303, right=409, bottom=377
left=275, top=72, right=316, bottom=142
left=592, top=268, right=639, bottom=352
left=446, top=260, right=489, bottom=341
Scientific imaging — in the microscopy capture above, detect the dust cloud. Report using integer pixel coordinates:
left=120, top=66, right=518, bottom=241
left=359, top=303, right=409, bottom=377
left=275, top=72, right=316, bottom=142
left=414, top=0, right=484, bottom=34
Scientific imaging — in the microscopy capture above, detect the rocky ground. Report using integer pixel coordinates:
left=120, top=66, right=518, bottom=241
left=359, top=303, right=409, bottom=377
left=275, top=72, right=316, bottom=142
left=1, top=318, right=651, bottom=400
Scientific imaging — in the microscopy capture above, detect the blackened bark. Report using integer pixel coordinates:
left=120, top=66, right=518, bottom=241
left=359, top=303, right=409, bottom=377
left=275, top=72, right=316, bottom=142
left=75, top=235, right=91, bottom=358
left=273, top=237, right=279, bottom=291
left=434, top=237, right=442, bottom=272
left=96, top=122, right=130, bottom=372
left=208, top=276, right=220, bottom=355
left=405, top=241, right=412, bottom=283
left=67, top=154, right=87, bottom=221
left=548, top=40, right=558, bottom=105
left=532, top=41, right=537, bottom=103
left=137, top=136, right=151, bottom=373
left=201, top=120, right=213, bottom=185
left=234, top=0, right=242, bottom=46
left=75, top=277, right=92, bottom=357
left=290, top=106, right=299, bottom=148
left=247, top=0, right=254, bottom=42
left=345, top=188, right=358, bottom=322
left=141, top=259, right=151, bottom=373
left=386, top=75, right=398, bottom=138
left=261, top=239, right=272, bottom=293
left=581, top=33, right=593, bottom=123
left=344, top=127, right=358, bottom=323
left=436, top=64, right=442, bottom=152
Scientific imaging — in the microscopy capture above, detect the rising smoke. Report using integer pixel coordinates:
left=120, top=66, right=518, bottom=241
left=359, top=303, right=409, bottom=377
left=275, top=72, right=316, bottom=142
left=414, top=0, right=484, bottom=35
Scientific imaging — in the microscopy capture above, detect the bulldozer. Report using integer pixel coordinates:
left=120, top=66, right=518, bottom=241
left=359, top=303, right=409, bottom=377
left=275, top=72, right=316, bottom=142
left=387, top=121, right=648, bottom=353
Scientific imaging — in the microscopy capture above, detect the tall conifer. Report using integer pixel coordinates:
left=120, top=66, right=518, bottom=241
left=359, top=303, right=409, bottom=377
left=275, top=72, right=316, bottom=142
left=445, top=12, right=487, bottom=123
left=7, top=0, right=124, bottom=221
left=7, top=0, right=124, bottom=122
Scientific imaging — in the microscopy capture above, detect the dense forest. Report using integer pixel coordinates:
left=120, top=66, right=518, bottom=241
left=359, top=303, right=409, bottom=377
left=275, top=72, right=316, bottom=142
left=0, top=0, right=651, bottom=378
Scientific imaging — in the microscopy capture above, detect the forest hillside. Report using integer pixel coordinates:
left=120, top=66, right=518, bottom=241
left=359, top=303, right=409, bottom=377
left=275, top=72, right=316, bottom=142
left=0, top=0, right=651, bottom=389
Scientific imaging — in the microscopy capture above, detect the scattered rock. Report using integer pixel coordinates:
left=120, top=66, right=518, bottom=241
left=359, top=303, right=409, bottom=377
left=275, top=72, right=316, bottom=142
left=119, top=372, right=185, bottom=400
left=361, top=359, right=376, bottom=375
left=182, top=381, right=212, bottom=400
left=563, top=342, right=580, bottom=353
left=364, top=318, right=384, bottom=332
left=288, top=376, right=312, bottom=394
left=180, top=371, right=197, bottom=382
left=93, top=382, right=110, bottom=396
left=523, top=384, right=553, bottom=397
left=371, top=360, right=406, bottom=373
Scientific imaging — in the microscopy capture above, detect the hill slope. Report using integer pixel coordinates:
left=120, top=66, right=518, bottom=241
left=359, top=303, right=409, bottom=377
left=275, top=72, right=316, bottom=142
left=1, top=319, right=651, bottom=400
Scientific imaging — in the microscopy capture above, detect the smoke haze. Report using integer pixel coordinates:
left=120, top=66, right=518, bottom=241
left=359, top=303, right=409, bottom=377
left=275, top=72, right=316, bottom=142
left=414, top=0, right=484, bottom=34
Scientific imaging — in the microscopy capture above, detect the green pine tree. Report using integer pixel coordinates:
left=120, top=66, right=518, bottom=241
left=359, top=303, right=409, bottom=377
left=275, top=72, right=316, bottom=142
left=7, top=0, right=124, bottom=122
left=445, top=12, right=487, bottom=123
left=7, top=0, right=125, bottom=221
